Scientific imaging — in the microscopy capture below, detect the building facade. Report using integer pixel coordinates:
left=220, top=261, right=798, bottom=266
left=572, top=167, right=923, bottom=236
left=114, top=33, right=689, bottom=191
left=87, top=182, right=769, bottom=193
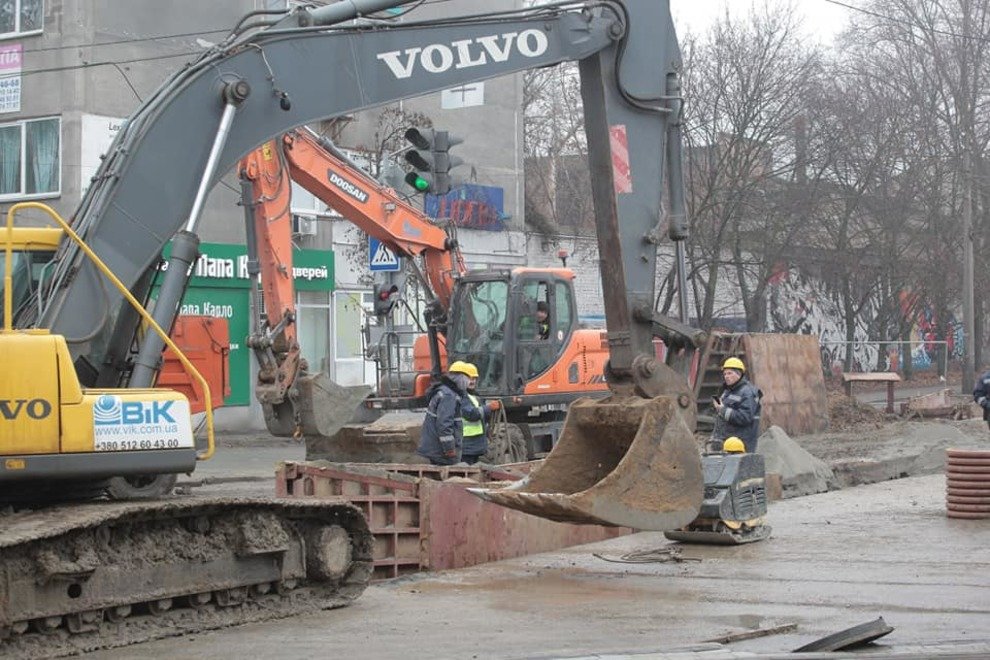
left=4, top=0, right=565, bottom=431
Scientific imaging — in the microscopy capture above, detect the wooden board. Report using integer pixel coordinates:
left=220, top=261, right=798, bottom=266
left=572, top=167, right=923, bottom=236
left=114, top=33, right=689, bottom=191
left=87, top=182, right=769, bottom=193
left=742, top=333, right=829, bottom=435
left=842, top=372, right=901, bottom=382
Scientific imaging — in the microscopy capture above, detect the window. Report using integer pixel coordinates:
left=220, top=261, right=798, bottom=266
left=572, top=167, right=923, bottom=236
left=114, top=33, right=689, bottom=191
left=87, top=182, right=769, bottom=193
left=0, top=247, right=54, bottom=324
left=297, top=290, right=330, bottom=373
left=0, top=116, right=59, bottom=199
left=334, top=291, right=366, bottom=360
left=290, top=181, right=329, bottom=216
left=447, top=279, right=509, bottom=390
left=554, top=281, right=573, bottom=336
left=0, top=0, right=43, bottom=38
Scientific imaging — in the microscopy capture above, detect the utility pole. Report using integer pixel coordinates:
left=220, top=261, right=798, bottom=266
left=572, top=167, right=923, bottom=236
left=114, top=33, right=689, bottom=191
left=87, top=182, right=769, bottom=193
left=963, top=149, right=975, bottom=394
left=961, top=0, right=976, bottom=395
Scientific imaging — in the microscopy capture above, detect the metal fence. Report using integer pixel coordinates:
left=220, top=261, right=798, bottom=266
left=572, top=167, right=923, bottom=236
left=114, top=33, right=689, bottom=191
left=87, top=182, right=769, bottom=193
left=819, top=340, right=950, bottom=379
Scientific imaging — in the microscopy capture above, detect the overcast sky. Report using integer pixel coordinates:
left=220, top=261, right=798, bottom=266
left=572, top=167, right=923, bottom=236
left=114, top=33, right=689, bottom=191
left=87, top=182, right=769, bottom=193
left=670, top=0, right=854, bottom=43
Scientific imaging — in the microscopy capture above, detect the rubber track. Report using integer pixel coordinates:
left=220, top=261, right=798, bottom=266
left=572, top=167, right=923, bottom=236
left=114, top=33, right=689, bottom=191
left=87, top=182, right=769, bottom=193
left=0, top=496, right=373, bottom=658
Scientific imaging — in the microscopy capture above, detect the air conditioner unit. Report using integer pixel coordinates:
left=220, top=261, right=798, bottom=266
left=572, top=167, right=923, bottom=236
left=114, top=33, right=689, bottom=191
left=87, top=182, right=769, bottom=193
left=292, top=214, right=318, bottom=236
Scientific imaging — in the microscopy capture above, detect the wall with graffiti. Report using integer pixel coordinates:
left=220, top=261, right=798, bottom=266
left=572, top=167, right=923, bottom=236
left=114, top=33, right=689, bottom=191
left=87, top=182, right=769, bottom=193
left=425, top=184, right=506, bottom=231
left=764, top=266, right=959, bottom=375
left=765, top=267, right=878, bottom=375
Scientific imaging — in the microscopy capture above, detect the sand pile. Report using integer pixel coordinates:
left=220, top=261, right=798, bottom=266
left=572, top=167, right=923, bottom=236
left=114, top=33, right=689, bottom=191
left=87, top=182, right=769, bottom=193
left=757, top=425, right=837, bottom=497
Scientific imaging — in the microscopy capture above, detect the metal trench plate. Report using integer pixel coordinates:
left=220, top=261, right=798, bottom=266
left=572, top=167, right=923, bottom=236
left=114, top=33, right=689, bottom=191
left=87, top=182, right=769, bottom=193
left=469, top=396, right=703, bottom=530
left=793, top=616, right=894, bottom=652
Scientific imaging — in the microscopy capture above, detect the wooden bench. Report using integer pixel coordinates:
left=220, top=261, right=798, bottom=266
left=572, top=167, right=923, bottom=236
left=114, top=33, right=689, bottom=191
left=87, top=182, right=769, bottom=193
left=842, top=372, right=902, bottom=413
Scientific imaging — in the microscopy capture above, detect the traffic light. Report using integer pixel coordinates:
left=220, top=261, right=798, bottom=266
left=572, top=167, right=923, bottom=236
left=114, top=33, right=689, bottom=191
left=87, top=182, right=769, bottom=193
left=373, top=283, right=399, bottom=317
left=403, top=128, right=463, bottom=196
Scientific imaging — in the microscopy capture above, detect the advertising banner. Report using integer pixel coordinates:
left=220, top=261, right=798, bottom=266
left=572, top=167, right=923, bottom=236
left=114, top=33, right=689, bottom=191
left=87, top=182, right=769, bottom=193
left=0, top=43, right=22, bottom=113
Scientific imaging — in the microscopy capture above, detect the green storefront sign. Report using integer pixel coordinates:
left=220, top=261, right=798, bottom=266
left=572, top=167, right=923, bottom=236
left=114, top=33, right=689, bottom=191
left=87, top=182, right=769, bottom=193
left=155, top=242, right=334, bottom=405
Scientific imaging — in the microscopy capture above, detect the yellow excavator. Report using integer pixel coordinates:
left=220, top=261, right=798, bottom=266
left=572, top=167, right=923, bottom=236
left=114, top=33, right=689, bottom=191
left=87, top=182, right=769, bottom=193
left=0, top=0, right=766, bottom=654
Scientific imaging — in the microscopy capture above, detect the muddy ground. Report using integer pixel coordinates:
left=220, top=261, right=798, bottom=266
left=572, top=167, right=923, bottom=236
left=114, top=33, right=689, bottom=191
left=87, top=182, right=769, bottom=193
left=92, top=473, right=990, bottom=660
left=800, top=394, right=986, bottom=481
left=68, top=391, right=990, bottom=659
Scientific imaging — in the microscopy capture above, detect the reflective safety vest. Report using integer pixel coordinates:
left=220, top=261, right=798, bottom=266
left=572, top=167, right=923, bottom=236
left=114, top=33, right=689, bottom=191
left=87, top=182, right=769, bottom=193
left=463, top=393, right=485, bottom=437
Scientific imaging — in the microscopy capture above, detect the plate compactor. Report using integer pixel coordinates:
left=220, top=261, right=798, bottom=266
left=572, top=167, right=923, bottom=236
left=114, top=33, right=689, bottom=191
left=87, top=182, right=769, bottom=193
left=664, top=450, right=771, bottom=545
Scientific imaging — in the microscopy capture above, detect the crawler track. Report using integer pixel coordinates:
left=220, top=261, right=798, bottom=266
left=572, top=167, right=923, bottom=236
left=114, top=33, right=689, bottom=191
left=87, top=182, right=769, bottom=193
left=0, top=497, right=372, bottom=658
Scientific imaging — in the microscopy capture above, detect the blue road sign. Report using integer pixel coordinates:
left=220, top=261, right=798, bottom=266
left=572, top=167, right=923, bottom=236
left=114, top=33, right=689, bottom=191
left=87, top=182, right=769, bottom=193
left=369, top=237, right=401, bottom=272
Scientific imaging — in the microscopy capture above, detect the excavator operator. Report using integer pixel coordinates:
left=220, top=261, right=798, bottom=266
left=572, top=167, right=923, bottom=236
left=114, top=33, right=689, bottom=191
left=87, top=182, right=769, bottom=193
left=535, top=301, right=550, bottom=340
left=516, top=297, right=549, bottom=341
left=518, top=298, right=553, bottom=377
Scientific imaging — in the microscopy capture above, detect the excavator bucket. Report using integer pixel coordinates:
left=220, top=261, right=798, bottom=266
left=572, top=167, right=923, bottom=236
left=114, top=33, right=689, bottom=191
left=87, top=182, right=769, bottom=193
left=301, top=373, right=376, bottom=438
left=469, top=396, right=704, bottom=530
left=264, top=372, right=375, bottom=439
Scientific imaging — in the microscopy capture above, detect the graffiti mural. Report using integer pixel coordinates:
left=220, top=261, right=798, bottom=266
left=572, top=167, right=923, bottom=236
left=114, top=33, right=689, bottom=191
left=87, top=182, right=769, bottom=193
left=766, top=265, right=958, bottom=375
left=425, top=184, right=505, bottom=231
left=766, top=266, right=878, bottom=375
left=897, top=291, right=963, bottom=368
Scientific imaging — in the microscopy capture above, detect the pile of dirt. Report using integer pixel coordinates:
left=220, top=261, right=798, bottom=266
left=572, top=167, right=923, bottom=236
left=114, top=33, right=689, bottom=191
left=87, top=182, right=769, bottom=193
left=795, top=419, right=986, bottom=488
left=757, top=426, right=837, bottom=497
left=827, top=391, right=889, bottom=431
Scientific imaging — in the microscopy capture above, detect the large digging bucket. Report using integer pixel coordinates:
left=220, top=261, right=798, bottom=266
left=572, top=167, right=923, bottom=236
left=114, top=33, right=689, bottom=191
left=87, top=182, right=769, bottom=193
left=264, top=371, right=376, bottom=439
left=469, top=396, right=704, bottom=530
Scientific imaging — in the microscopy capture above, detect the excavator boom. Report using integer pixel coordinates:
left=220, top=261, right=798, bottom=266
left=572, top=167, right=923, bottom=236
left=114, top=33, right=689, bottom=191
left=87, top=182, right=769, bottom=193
left=239, top=128, right=467, bottom=435
left=469, top=0, right=707, bottom=529
left=241, top=129, right=465, bottom=309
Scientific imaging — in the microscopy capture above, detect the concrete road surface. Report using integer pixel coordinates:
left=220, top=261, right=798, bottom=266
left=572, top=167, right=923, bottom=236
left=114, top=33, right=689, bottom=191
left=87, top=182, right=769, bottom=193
left=184, top=437, right=305, bottom=480
left=92, top=473, right=990, bottom=659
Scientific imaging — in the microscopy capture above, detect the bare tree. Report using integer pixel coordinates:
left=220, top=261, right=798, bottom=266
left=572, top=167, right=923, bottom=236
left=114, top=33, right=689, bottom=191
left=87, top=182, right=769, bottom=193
left=796, top=55, right=930, bottom=372
left=522, top=63, right=594, bottom=238
left=681, top=3, right=823, bottom=330
left=839, top=0, right=990, bottom=374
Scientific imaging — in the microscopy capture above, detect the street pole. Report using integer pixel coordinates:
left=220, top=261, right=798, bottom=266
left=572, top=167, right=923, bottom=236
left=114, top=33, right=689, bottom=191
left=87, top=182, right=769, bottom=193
left=963, top=150, right=975, bottom=394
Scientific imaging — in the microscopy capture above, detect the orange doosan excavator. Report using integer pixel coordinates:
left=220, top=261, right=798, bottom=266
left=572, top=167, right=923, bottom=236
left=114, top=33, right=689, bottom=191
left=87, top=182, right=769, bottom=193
left=239, top=126, right=617, bottom=463
left=240, top=123, right=768, bottom=543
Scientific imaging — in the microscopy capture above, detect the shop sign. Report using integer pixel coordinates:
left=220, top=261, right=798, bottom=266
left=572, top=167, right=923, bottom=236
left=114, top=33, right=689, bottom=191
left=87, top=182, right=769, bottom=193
left=159, top=242, right=334, bottom=291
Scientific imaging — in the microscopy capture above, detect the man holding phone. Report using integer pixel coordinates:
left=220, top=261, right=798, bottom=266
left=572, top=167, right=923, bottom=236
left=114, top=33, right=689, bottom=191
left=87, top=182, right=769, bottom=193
left=712, top=357, right=763, bottom=452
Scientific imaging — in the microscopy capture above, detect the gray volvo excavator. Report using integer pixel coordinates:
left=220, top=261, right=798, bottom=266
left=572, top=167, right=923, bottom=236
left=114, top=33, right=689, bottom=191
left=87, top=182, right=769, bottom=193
left=0, top=0, right=765, bottom=654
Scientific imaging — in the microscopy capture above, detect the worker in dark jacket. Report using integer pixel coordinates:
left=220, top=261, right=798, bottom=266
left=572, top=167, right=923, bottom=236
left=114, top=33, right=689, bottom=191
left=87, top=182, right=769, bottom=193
left=973, top=368, right=990, bottom=430
left=417, top=366, right=470, bottom=466
left=713, top=357, right=762, bottom=453
left=453, top=360, right=501, bottom=464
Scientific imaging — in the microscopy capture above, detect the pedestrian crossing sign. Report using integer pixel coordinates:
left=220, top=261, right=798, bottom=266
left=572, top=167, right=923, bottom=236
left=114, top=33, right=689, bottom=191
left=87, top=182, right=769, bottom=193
left=369, top=237, right=401, bottom=272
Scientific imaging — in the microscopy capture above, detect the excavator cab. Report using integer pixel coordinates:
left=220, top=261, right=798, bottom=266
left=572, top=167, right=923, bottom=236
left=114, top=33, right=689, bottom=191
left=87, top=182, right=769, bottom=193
left=445, top=268, right=585, bottom=398
left=0, top=228, right=60, bottom=326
